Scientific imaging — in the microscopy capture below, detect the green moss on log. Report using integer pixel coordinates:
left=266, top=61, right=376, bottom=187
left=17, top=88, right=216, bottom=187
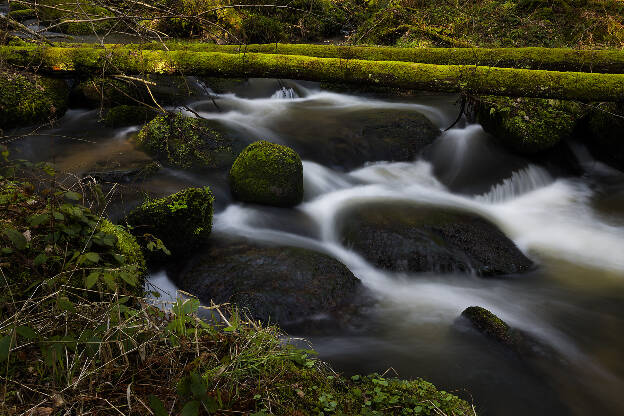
left=476, top=96, right=583, bottom=153
left=125, top=187, right=214, bottom=260
left=0, top=71, right=69, bottom=129
left=229, top=140, right=304, bottom=207
left=136, top=113, right=234, bottom=170
left=2, top=45, right=624, bottom=102
left=134, top=42, right=624, bottom=73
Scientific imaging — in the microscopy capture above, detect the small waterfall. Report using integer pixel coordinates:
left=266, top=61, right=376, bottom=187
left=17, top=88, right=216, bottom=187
left=476, top=165, right=553, bottom=203
left=271, top=87, right=299, bottom=100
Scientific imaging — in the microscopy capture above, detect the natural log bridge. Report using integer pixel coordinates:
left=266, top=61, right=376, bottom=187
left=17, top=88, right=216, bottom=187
left=1, top=44, right=624, bottom=102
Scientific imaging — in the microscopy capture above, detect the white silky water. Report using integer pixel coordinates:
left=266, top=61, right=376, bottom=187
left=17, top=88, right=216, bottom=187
left=11, top=79, right=624, bottom=415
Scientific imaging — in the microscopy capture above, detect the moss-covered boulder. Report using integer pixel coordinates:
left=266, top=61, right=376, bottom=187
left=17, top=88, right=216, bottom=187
left=104, top=105, right=157, bottom=128
left=340, top=203, right=533, bottom=276
left=170, top=236, right=365, bottom=325
left=136, top=113, right=236, bottom=170
left=229, top=141, right=304, bottom=207
left=583, top=102, right=624, bottom=171
left=476, top=96, right=582, bottom=154
left=125, top=187, right=214, bottom=261
left=0, top=71, right=69, bottom=129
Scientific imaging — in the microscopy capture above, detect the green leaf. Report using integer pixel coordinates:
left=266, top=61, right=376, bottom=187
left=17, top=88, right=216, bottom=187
left=180, top=400, right=200, bottom=416
left=149, top=395, right=169, bottom=416
left=64, top=191, right=82, bottom=201
left=203, top=396, right=218, bottom=413
left=101, top=273, right=117, bottom=290
left=113, top=253, right=126, bottom=264
left=190, top=372, right=206, bottom=399
left=119, top=271, right=138, bottom=287
left=93, top=232, right=117, bottom=247
left=28, top=214, right=50, bottom=227
left=86, top=272, right=100, bottom=289
left=3, top=227, right=27, bottom=250
left=16, top=326, right=37, bottom=340
left=34, top=253, right=47, bottom=266
left=56, top=296, right=75, bottom=313
left=1, top=247, right=13, bottom=255
left=84, top=252, right=101, bottom=264
left=53, top=212, right=65, bottom=221
left=0, top=335, right=12, bottom=362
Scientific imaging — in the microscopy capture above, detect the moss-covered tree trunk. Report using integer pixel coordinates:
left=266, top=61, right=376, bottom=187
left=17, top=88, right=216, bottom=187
left=2, top=45, right=624, bottom=102
left=128, top=42, right=624, bottom=74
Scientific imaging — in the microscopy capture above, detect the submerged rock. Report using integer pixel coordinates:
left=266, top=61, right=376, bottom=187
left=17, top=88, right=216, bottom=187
left=0, top=71, right=69, bottom=129
left=229, top=140, right=304, bottom=207
left=290, top=109, right=440, bottom=170
left=84, top=161, right=161, bottom=184
left=460, top=306, right=561, bottom=361
left=340, top=203, right=532, bottom=276
left=476, top=96, right=582, bottom=154
left=170, top=237, right=364, bottom=325
left=125, top=187, right=214, bottom=261
left=137, top=113, right=238, bottom=170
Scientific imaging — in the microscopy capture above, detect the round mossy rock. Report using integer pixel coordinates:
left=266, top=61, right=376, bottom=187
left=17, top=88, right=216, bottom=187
left=136, top=113, right=235, bottom=170
left=476, top=96, right=582, bottom=154
left=0, top=71, right=69, bottom=129
left=125, top=187, right=214, bottom=261
left=229, top=141, right=304, bottom=207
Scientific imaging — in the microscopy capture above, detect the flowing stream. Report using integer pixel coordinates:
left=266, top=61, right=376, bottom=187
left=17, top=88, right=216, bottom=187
left=8, top=78, right=624, bottom=415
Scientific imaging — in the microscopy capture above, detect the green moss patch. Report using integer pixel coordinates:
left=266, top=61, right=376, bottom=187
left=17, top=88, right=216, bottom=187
left=229, top=140, right=304, bottom=207
left=476, top=95, right=583, bottom=154
left=0, top=71, right=69, bottom=130
left=136, top=113, right=235, bottom=170
left=461, top=306, right=511, bottom=343
left=125, top=186, right=214, bottom=261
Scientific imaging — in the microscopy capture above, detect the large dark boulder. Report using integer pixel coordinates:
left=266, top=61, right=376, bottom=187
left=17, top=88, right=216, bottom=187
left=339, top=203, right=532, bottom=276
left=170, top=237, right=363, bottom=324
left=284, top=109, right=440, bottom=170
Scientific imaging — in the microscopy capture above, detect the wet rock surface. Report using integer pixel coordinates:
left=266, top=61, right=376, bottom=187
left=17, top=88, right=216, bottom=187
left=287, top=109, right=441, bottom=170
left=340, top=203, right=533, bottom=276
left=170, top=236, right=366, bottom=325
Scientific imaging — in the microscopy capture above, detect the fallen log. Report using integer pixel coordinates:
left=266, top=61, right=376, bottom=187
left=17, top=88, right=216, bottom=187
left=1, top=45, right=623, bottom=102
left=126, top=42, right=624, bottom=74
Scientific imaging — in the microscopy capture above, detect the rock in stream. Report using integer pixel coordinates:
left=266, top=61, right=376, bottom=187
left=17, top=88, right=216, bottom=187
left=170, top=236, right=366, bottom=325
left=339, top=202, right=533, bottom=276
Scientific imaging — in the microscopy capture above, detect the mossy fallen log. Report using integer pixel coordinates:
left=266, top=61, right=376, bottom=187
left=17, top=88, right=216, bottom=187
left=116, top=42, right=624, bottom=73
left=2, top=45, right=624, bottom=102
